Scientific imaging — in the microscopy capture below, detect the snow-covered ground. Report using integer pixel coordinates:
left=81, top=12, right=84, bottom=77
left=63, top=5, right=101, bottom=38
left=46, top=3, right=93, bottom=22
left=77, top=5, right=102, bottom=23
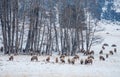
left=0, top=21, right=120, bottom=77
left=114, top=0, right=120, bottom=12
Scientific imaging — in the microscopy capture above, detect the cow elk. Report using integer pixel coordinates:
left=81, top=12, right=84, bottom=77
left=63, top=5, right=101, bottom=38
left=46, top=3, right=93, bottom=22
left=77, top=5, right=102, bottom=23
left=89, top=50, right=94, bottom=55
left=80, top=49, right=85, bottom=53
left=60, top=58, right=65, bottom=63
left=114, top=48, right=117, bottom=53
left=84, top=51, right=89, bottom=55
left=111, top=44, right=117, bottom=47
left=106, top=54, right=109, bottom=58
left=99, top=50, right=103, bottom=54
left=109, top=51, right=113, bottom=55
left=55, top=57, right=58, bottom=63
left=99, top=56, right=105, bottom=61
left=85, top=58, right=93, bottom=64
left=71, top=58, right=75, bottom=64
left=9, top=55, right=14, bottom=61
left=46, top=56, right=50, bottom=62
left=102, top=46, right=105, bottom=50
left=73, top=55, right=79, bottom=60
left=88, top=55, right=94, bottom=59
left=60, top=55, right=65, bottom=59
left=103, top=43, right=109, bottom=46
left=31, top=55, right=38, bottom=61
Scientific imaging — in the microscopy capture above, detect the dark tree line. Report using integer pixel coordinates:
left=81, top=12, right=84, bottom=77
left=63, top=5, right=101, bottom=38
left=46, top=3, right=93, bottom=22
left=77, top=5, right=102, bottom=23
left=0, top=0, right=99, bottom=55
left=0, top=0, right=19, bottom=54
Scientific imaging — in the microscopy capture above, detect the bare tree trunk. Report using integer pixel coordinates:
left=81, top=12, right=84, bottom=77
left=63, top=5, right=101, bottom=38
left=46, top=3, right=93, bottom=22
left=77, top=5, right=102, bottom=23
left=15, top=0, right=19, bottom=54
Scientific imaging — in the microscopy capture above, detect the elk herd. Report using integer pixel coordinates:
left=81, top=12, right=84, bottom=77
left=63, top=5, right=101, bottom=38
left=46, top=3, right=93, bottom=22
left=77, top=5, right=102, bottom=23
left=6, top=43, right=118, bottom=65
left=99, top=43, right=117, bottom=61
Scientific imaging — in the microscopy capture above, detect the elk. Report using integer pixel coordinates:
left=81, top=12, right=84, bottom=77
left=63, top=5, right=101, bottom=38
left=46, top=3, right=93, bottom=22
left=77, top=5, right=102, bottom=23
left=85, top=58, right=93, bottom=64
left=71, top=58, right=75, bottom=64
left=60, top=55, right=65, bottom=59
left=84, top=51, right=89, bottom=55
left=80, top=59, right=84, bottom=64
left=73, top=55, right=79, bottom=60
left=84, top=50, right=94, bottom=55
left=111, top=44, right=117, bottom=47
left=60, top=58, right=65, bottom=63
left=55, top=57, right=58, bottom=63
left=90, top=50, right=94, bottom=55
left=87, top=55, right=94, bottom=59
left=109, top=51, right=113, bottom=55
left=80, top=49, right=85, bottom=53
left=9, top=55, right=14, bottom=61
left=99, top=56, right=105, bottom=61
left=46, top=56, right=50, bottom=62
left=106, top=54, right=109, bottom=58
left=31, top=55, right=38, bottom=61
left=99, top=50, right=103, bottom=54
left=114, top=48, right=117, bottom=53
left=102, top=46, right=105, bottom=50
left=103, top=43, right=109, bottom=46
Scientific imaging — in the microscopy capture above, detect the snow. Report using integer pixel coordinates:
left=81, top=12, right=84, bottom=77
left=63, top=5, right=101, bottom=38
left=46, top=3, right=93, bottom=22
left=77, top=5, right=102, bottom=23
left=0, top=21, right=120, bottom=77
left=114, top=0, right=120, bottom=12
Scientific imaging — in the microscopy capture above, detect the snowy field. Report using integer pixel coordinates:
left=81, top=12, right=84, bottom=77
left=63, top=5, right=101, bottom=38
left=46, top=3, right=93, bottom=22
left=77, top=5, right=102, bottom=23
left=0, top=21, right=120, bottom=77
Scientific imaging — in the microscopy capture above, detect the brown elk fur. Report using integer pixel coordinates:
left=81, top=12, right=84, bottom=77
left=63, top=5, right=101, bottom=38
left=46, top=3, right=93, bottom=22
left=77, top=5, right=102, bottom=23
left=111, top=44, right=117, bottom=47
left=80, top=59, right=84, bottom=64
left=106, top=54, right=109, bottom=58
left=99, top=50, right=103, bottom=54
left=9, top=56, right=14, bottom=61
left=114, top=48, right=117, bottom=53
left=31, top=55, right=38, bottom=61
left=99, top=56, right=105, bottom=61
left=60, top=58, right=65, bottom=63
left=89, top=50, right=94, bottom=55
left=88, top=59, right=93, bottom=64
left=102, top=46, right=105, bottom=50
left=87, top=55, right=94, bottom=59
left=80, top=49, right=85, bottom=53
left=109, top=51, right=113, bottom=55
left=46, top=56, right=50, bottom=62
left=84, top=50, right=94, bottom=55
left=73, top=55, right=79, bottom=60
left=84, top=51, right=89, bottom=55
left=85, top=58, right=92, bottom=64
left=103, top=43, right=109, bottom=46
left=71, top=58, right=75, bottom=64
left=60, top=55, right=65, bottom=59
left=55, top=57, right=58, bottom=63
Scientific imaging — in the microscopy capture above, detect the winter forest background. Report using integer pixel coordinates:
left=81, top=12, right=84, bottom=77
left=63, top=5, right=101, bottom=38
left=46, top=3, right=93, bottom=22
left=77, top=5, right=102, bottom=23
left=0, top=0, right=120, bottom=55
